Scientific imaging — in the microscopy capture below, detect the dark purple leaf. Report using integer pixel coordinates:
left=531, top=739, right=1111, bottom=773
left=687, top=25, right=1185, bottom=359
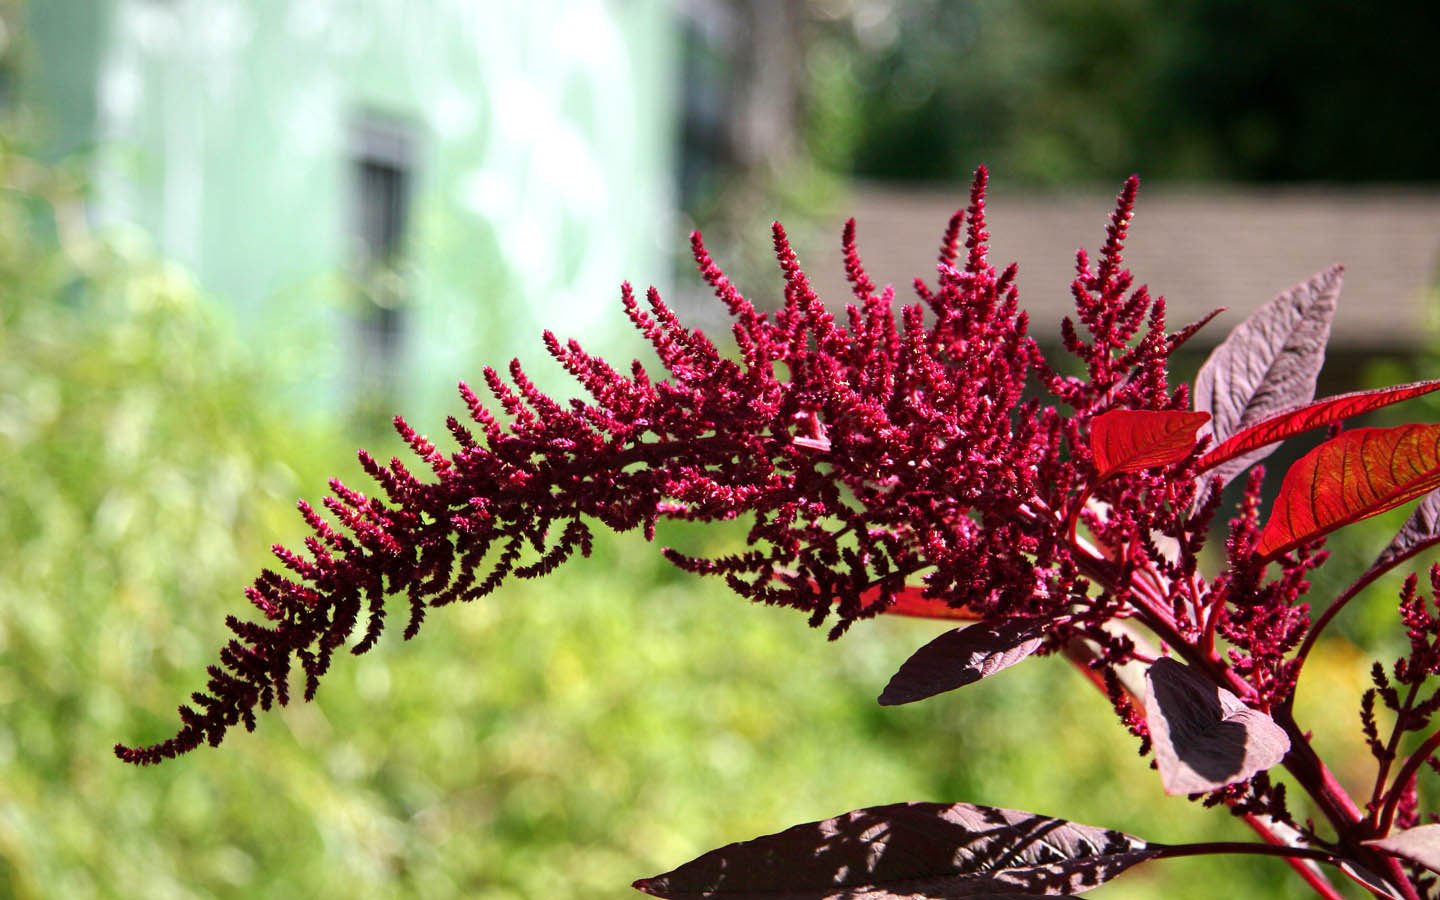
left=633, top=801, right=1157, bottom=898
left=1369, top=488, right=1440, bottom=576
left=879, top=620, right=1045, bottom=706
left=1339, top=860, right=1407, bottom=900
left=1090, top=409, right=1211, bottom=479
left=1364, top=825, right=1440, bottom=876
left=1144, top=658, right=1290, bottom=795
left=1192, top=266, right=1342, bottom=489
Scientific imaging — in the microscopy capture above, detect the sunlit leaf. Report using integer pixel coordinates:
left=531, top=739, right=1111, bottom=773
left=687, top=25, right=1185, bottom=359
left=1144, top=658, right=1290, bottom=795
left=1198, top=380, right=1440, bottom=474
left=877, top=585, right=980, bottom=621
left=633, top=801, right=1157, bottom=898
left=1364, top=825, right=1440, bottom=876
left=1090, top=409, right=1211, bottom=479
left=823, top=583, right=979, bottom=620
left=1256, top=425, right=1440, bottom=561
left=1193, top=266, right=1342, bottom=489
left=878, top=619, right=1044, bottom=706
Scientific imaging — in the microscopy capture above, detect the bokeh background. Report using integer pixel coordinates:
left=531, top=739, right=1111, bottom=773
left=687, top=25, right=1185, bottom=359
left=3, top=1, right=1440, bottom=897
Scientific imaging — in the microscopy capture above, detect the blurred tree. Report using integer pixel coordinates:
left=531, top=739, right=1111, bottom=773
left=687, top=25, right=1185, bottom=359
left=676, top=0, right=844, bottom=295
left=805, top=0, right=1440, bottom=184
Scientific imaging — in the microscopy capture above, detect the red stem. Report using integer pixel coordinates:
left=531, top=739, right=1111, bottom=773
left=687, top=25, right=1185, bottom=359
left=1291, top=564, right=1388, bottom=693
left=1240, top=813, right=1348, bottom=900
left=1066, top=485, right=1094, bottom=548
left=1378, top=728, right=1440, bottom=835
left=1368, top=681, right=1424, bottom=827
left=1058, top=627, right=1348, bottom=899
left=1062, top=496, right=1410, bottom=895
left=1200, top=578, right=1225, bottom=658
left=1270, top=706, right=1367, bottom=826
left=1126, top=585, right=1372, bottom=858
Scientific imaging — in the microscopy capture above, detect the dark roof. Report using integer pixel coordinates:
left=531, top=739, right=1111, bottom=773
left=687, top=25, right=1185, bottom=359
left=803, top=183, right=1440, bottom=350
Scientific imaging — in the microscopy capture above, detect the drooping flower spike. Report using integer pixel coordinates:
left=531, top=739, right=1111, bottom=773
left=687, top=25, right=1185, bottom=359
left=120, top=167, right=1094, bottom=764
left=120, top=169, right=1440, bottom=900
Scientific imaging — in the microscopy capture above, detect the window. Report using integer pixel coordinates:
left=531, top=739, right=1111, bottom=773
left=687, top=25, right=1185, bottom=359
left=348, top=114, right=415, bottom=421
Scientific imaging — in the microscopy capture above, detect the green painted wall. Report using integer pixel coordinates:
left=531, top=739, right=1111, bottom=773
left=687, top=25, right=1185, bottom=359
left=27, top=0, right=678, bottom=424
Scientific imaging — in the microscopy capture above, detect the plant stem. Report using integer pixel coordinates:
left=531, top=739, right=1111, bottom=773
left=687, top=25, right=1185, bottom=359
left=1152, top=839, right=1336, bottom=865
left=1156, top=839, right=1424, bottom=900
left=1274, top=705, right=1423, bottom=900
left=1291, top=563, right=1389, bottom=694
left=1153, top=837, right=1354, bottom=899
left=1066, top=507, right=1407, bottom=895
left=1056, top=631, right=1351, bottom=899
left=1152, top=840, right=1330, bottom=858
left=1200, top=586, right=1224, bottom=658
left=1270, top=705, right=1367, bottom=834
left=1368, top=680, right=1423, bottom=828
left=1238, top=812, right=1350, bottom=900
left=1378, top=727, right=1440, bottom=835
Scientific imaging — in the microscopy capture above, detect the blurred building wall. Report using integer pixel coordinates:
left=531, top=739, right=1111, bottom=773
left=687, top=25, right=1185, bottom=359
left=808, top=183, right=1440, bottom=354
left=22, top=0, right=679, bottom=424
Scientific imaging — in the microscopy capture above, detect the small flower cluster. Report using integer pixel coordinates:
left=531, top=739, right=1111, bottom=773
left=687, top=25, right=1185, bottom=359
left=1364, top=567, right=1440, bottom=824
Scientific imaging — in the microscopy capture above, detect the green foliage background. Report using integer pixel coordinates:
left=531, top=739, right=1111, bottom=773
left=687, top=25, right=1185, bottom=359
left=0, top=144, right=1410, bottom=898
left=809, top=0, right=1440, bottom=186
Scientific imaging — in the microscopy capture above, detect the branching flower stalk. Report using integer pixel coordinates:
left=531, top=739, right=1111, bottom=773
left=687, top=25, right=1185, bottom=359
left=121, top=168, right=1440, bottom=899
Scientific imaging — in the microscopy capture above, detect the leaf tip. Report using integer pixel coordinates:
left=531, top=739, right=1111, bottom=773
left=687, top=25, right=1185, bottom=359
left=876, top=683, right=910, bottom=707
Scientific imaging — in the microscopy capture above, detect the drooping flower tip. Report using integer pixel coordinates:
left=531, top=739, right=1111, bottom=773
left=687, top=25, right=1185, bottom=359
left=117, top=174, right=1206, bottom=767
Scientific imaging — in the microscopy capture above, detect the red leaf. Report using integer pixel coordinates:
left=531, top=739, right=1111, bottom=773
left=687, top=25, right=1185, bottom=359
left=1198, top=380, right=1440, bottom=474
left=633, top=801, right=1157, bottom=898
left=809, top=583, right=978, bottom=621
left=1364, top=824, right=1440, bottom=876
left=1144, top=658, right=1290, bottom=795
left=1193, top=266, right=1342, bottom=489
left=866, top=584, right=980, bottom=621
left=878, top=619, right=1045, bottom=706
left=1256, top=424, right=1440, bottom=562
left=1090, top=409, right=1211, bottom=479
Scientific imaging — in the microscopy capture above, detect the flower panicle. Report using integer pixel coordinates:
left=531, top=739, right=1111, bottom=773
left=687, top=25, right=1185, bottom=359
left=118, top=167, right=1204, bottom=766
left=1043, top=175, right=1181, bottom=415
